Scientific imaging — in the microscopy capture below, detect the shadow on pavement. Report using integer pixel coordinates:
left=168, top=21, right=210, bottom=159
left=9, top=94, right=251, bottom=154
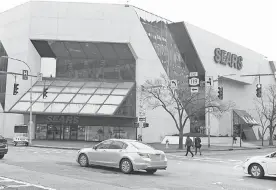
left=244, top=176, right=276, bottom=181
left=77, top=165, right=165, bottom=176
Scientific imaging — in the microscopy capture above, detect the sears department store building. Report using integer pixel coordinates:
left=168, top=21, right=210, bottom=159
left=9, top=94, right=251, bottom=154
left=0, top=1, right=275, bottom=142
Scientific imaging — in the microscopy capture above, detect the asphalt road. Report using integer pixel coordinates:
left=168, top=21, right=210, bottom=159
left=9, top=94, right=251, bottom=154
left=0, top=146, right=275, bottom=190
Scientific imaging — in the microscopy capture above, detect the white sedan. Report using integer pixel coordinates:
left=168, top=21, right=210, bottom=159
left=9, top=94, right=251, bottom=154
left=242, top=151, right=276, bottom=178
left=76, top=139, right=167, bottom=174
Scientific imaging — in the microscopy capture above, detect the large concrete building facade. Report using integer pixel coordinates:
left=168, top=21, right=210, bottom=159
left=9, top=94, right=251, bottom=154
left=0, top=1, right=275, bottom=143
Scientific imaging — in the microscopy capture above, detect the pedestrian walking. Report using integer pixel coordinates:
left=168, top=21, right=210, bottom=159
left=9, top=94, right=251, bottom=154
left=194, top=136, right=202, bottom=155
left=185, top=136, right=194, bottom=157
left=233, top=136, right=237, bottom=144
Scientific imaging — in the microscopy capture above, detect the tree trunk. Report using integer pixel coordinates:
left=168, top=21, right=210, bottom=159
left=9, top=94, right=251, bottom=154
left=269, top=123, right=273, bottom=146
left=178, top=127, right=184, bottom=149
left=262, top=136, right=264, bottom=146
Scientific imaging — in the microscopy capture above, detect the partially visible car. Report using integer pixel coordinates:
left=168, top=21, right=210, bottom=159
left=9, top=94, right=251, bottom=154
left=76, top=139, right=167, bottom=174
left=242, top=151, right=276, bottom=178
left=0, top=135, right=8, bottom=159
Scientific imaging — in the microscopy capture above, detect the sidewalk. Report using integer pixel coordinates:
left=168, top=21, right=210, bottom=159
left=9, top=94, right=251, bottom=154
left=8, top=139, right=275, bottom=153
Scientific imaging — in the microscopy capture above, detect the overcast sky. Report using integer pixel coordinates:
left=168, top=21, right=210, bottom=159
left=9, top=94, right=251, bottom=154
left=1, top=0, right=276, bottom=62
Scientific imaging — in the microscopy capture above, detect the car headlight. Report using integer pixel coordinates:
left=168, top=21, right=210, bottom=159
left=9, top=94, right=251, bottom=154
left=244, top=158, right=250, bottom=162
left=138, top=153, right=150, bottom=159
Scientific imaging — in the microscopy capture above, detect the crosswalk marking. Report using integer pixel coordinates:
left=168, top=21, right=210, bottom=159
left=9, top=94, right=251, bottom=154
left=166, top=154, right=243, bottom=165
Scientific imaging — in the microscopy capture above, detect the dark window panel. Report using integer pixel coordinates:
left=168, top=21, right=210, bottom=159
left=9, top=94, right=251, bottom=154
left=97, top=43, right=118, bottom=60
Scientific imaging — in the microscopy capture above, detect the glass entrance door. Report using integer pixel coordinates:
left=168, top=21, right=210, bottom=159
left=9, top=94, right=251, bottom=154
left=47, top=125, right=61, bottom=140
left=47, top=125, right=54, bottom=140
left=70, top=125, right=78, bottom=140
left=63, top=126, right=70, bottom=140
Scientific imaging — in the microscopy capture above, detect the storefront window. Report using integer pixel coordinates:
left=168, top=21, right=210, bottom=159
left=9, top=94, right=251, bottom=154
left=35, top=124, right=47, bottom=140
left=84, top=126, right=136, bottom=141
left=85, top=126, right=105, bottom=141
left=77, top=126, right=85, bottom=140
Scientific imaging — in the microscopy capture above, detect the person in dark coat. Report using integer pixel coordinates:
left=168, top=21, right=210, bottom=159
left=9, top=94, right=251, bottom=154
left=194, top=137, right=202, bottom=155
left=185, top=136, right=194, bottom=157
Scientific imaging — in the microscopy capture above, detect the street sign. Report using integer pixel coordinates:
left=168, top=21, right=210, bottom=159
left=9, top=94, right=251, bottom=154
left=37, top=73, right=43, bottom=81
left=22, top=70, right=28, bottom=80
left=139, top=117, right=146, bottom=122
left=190, top=87, right=199, bottom=93
left=188, top=77, right=200, bottom=87
left=170, top=80, right=178, bottom=90
left=205, top=76, right=214, bottom=87
left=188, top=72, right=200, bottom=87
left=189, top=72, right=198, bottom=77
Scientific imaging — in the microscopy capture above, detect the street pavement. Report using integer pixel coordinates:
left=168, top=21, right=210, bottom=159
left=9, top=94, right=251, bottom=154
left=0, top=146, right=276, bottom=190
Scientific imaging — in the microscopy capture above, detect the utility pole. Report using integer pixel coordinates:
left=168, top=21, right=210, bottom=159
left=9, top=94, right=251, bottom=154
left=206, top=74, right=236, bottom=148
left=0, top=56, right=34, bottom=146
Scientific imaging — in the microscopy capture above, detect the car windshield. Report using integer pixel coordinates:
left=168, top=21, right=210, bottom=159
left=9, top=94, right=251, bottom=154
left=130, top=141, right=154, bottom=150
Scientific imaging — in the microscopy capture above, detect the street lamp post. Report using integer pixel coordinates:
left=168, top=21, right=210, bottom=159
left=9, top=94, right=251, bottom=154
left=1, top=56, right=33, bottom=145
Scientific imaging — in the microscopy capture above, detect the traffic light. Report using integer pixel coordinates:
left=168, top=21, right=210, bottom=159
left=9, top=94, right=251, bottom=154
left=217, top=87, right=223, bottom=100
left=13, top=83, right=19, bottom=95
left=256, top=84, right=262, bottom=98
left=42, top=87, right=48, bottom=99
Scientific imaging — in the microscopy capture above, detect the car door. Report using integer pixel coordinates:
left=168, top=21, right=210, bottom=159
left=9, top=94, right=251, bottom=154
left=87, top=140, right=112, bottom=166
left=266, top=152, right=276, bottom=175
left=107, top=141, right=128, bottom=167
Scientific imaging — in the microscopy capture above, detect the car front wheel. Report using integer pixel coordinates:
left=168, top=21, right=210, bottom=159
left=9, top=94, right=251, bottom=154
left=78, top=154, right=89, bottom=167
left=249, top=163, right=264, bottom=178
left=146, top=169, right=157, bottom=174
left=0, top=155, right=4, bottom=159
left=120, top=158, right=133, bottom=174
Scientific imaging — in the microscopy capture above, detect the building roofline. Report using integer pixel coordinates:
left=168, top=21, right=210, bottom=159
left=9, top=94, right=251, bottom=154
left=0, top=1, right=271, bottom=60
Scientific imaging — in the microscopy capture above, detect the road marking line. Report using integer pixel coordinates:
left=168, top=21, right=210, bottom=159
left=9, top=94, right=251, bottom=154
left=212, top=182, right=223, bottom=185
left=0, top=177, right=56, bottom=190
left=7, top=184, right=31, bottom=188
left=228, top=159, right=242, bottom=162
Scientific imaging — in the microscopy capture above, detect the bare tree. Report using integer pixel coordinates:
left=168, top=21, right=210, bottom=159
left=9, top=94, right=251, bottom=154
left=255, top=84, right=276, bottom=146
left=255, top=104, right=269, bottom=146
left=141, top=75, right=234, bottom=149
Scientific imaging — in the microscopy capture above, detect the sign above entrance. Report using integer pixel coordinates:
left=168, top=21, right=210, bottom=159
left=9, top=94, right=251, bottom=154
left=45, top=116, right=80, bottom=124
left=214, top=48, right=243, bottom=70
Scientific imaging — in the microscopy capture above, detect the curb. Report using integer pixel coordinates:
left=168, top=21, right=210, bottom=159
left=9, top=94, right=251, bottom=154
left=21, top=144, right=275, bottom=153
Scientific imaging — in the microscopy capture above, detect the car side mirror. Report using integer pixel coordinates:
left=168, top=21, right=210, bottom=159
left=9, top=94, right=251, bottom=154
left=93, top=145, right=97, bottom=150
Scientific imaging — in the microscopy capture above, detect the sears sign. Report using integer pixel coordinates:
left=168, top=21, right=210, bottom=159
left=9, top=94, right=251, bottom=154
left=214, top=48, right=243, bottom=70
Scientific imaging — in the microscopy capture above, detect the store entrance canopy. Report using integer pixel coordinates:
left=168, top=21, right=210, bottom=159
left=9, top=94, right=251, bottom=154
left=9, top=79, right=134, bottom=116
left=233, top=109, right=259, bottom=126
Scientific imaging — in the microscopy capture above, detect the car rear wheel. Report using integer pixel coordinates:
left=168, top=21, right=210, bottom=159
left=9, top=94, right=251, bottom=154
left=146, top=169, right=157, bottom=174
left=0, top=155, right=4, bottom=159
left=249, top=163, right=264, bottom=178
left=120, top=158, right=133, bottom=174
left=78, top=154, right=89, bottom=167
